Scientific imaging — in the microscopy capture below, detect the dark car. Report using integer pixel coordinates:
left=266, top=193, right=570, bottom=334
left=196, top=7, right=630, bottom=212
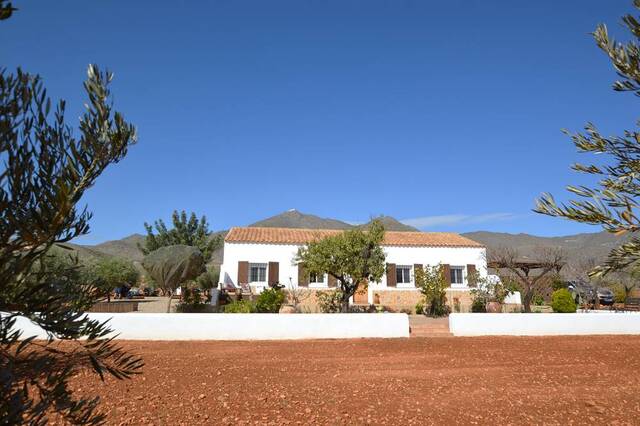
left=566, top=280, right=614, bottom=306
left=596, top=287, right=614, bottom=306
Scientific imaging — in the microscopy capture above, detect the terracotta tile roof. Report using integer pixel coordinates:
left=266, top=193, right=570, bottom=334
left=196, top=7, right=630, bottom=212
left=225, top=227, right=484, bottom=248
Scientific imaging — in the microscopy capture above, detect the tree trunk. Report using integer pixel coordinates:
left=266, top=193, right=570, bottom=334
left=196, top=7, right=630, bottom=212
left=106, top=291, right=111, bottom=303
left=166, top=291, right=173, bottom=313
left=522, top=288, right=533, bottom=313
left=341, top=282, right=352, bottom=313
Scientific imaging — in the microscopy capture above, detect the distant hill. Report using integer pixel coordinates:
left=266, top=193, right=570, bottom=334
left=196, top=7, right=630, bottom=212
left=249, top=210, right=419, bottom=232
left=66, top=210, right=629, bottom=276
left=358, top=216, right=419, bottom=232
left=461, top=230, right=630, bottom=275
left=91, top=234, right=146, bottom=261
left=249, top=209, right=353, bottom=230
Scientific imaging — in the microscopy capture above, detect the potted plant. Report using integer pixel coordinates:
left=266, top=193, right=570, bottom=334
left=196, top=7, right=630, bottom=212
left=470, top=273, right=509, bottom=313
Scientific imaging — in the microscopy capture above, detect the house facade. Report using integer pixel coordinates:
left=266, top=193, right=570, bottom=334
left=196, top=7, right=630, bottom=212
left=219, top=227, right=487, bottom=311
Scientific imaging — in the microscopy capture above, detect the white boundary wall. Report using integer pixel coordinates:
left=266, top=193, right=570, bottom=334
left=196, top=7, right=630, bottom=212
left=9, top=313, right=410, bottom=340
left=449, top=312, right=640, bottom=336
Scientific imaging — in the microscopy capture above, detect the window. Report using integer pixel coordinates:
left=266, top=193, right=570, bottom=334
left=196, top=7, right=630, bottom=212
left=450, top=266, right=464, bottom=285
left=396, top=265, right=412, bottom=284
left=309, top=272, right=325, bottom=284
left=249, top=263, right=267, bottom=283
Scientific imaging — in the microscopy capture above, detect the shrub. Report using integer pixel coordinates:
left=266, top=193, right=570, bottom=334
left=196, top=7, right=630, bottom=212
left=255, top=288, right=286, bottom=313
left=550, top=275, right=566, bottom=291
left=469, top=274, right=510, bottom=311
left=317, top=290, right=343, bottom=313
left=613, top=285, right=627, bottom=304
left=415, top=301, right=424, bottom=315
left=532, top=293, right=545, bottom=306
left=471, top=297, right=486, bottom=313
left=224, top=300, right=255, bottom=313
left=551, top=289, right=577, bottom=313
left=415, top=265, right=450, bottom=317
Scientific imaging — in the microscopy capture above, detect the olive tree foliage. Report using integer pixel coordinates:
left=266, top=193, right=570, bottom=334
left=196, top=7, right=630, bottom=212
left=0, top=62, right=143, bottom=423
left=138, top=210, right=222, bottom=262
left=296, top=220, right=386, bottom=312
left=0, top=0, right=16, bottom=20
left=195, top=265, right=219, bottom=294
left=535, top=1, right=640, bottom=277
left=84, top=257, right=139, bottom=302
left=141, top=245, right=205, bottom=312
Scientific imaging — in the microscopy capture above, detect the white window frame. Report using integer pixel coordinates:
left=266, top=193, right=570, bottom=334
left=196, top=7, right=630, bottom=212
left=308, top=272, right=327, bottom=288
left=396, top=265, right=413, bottom=287
left=249, top=263, right=267, bottom=284
left=450, top=265, right=465, bottom=287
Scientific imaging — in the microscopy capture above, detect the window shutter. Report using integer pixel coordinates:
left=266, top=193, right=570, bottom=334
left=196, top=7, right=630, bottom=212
left=327, top=274, right=337, bottom=288
left=237, top=261, right=249, bottom=285
left=442, top=264, right=451, bottom=285
left=466, top=264, right=476, bottom=286
left=297, top=263, right=308, bottom=287
left=386, top=263, right=397, bottom=287
left=268, top=261, right=279, bottom=287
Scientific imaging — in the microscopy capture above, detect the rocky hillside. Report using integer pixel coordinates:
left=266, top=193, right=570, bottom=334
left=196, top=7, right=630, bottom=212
left=249, top=209, right=353, bottom=230
left=249, top=210, right=419, bottom=232
left=461, top=230, right=629, bottom=274
left=66, top=210, right=627, bottom=274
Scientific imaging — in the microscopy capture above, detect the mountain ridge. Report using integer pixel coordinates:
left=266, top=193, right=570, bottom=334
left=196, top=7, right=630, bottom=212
left=66, top=210, right=625, bottom=274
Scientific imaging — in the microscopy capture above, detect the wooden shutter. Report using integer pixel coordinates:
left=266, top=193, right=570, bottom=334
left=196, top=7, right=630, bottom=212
left=237, top=261, right=249, bottom=285
left=466, top=264, right=477, bottom=287
left=386, top=263, right=397, bottom=287
left=442, top=264, right=451, bottom=285
left=297, top=263, right=308, bottom=287
left=327, top=274, right=337, bottom=288
left=268, top=261, right=279, bottom=287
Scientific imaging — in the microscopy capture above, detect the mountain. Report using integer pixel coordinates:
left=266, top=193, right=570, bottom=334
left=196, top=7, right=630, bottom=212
left=91, top=234, right=146, bottom=261
left=249, top=209, right=353, bottom=230
left=461, top=230, right=630, bottom=274
left=65, top=209, right=628, bottom=276
left=358, top=216, right=419, bottom=232
left=249, top=210, right=419, bottom=232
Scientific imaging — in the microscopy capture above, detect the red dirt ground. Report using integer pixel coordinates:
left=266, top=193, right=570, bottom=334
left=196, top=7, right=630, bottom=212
left=64, top=336, right=640, bottom=425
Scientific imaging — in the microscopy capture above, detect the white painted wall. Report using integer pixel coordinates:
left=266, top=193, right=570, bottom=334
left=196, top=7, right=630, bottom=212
left=8, top=313, right=410, bottom=340
left=220, top=241, right=487, bottom=299
left=449, top=312, right=640, bottom=336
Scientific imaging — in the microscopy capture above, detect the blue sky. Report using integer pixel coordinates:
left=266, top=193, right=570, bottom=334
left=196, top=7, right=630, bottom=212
left=4, top=1, right=638, bottom=243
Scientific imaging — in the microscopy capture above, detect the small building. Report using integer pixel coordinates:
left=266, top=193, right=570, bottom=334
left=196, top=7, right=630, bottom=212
left=219, top=227, right=487, bottom=311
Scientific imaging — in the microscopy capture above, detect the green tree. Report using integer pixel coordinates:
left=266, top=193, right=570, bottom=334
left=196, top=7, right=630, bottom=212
left=296, top=220, right=386, bottom=312
left=536, top=1, right=640, bottom=277
left=195, top=265, right=219, bottom=294
left=85, top=258, right=139, bottom=302
left=0, top=62, right=142, bottom=423
left=415, top=264, right=450, bottom=317
left=138, top=210, right=222, bottom=262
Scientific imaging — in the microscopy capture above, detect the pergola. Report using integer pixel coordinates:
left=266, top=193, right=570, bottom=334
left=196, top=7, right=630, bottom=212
left=487, top=260, right=565, bottom=276
left=488, top=258, right=565, bottom=312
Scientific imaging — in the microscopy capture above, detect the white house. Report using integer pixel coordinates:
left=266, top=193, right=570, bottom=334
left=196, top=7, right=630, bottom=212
left=219, top=227, right=487, bottom=310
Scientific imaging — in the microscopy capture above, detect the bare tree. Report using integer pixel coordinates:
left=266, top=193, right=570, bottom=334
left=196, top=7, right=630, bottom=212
left=284, top=277, right=311, bottom=312
left=489, top=247, right=565, bottom=313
